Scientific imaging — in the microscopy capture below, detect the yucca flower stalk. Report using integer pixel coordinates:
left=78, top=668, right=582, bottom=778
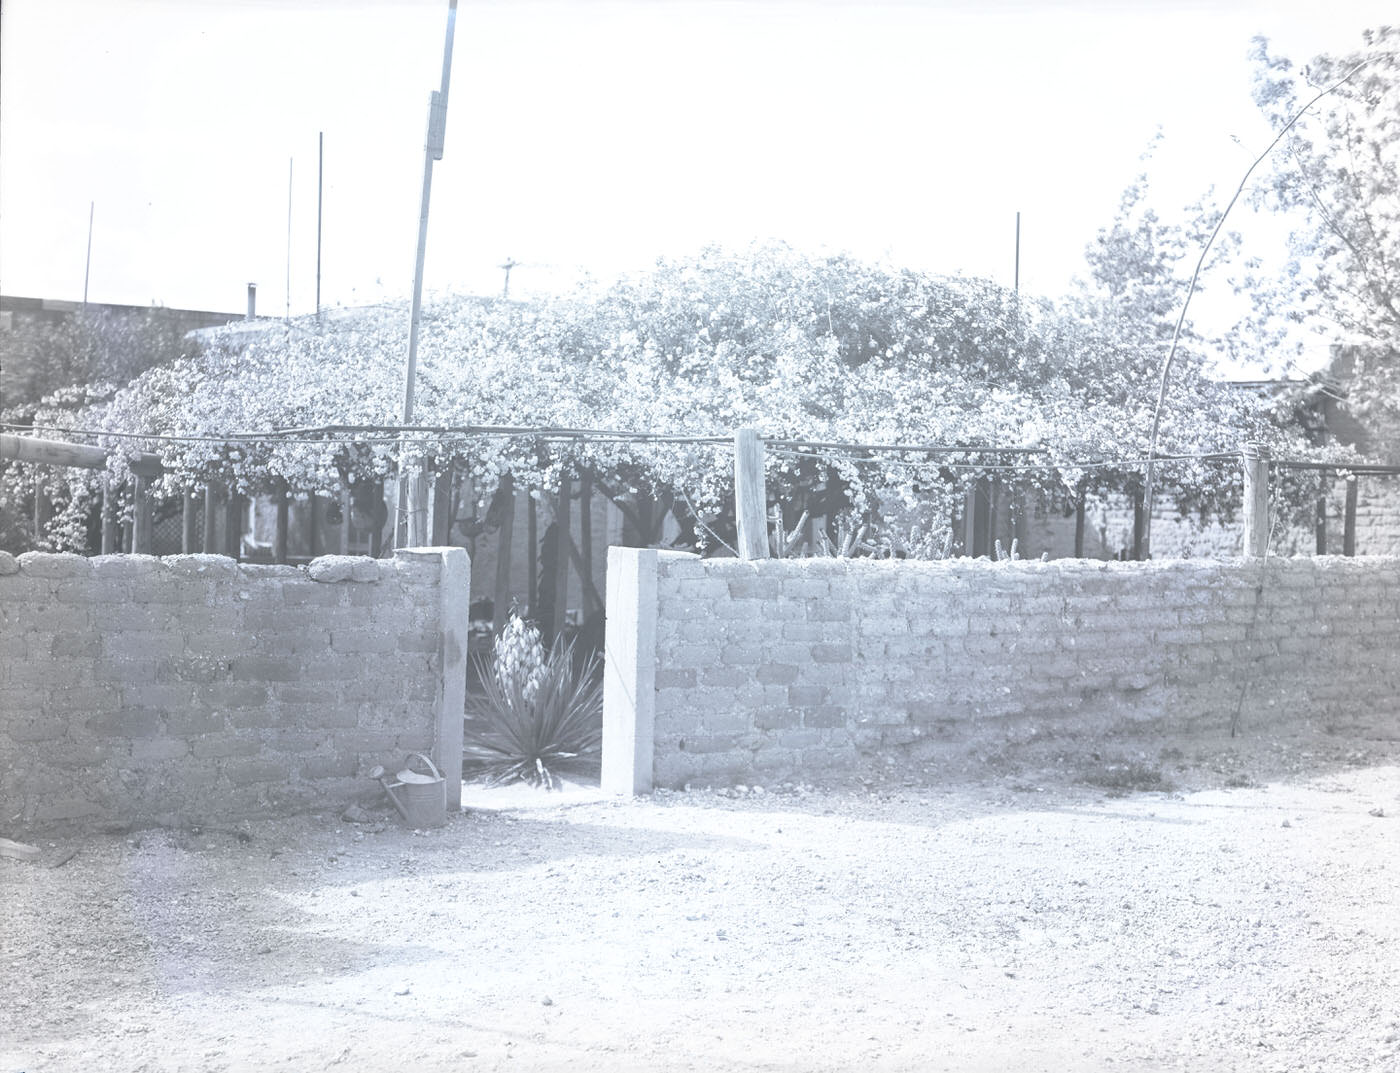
left=464, top=612, right=603, bottom=789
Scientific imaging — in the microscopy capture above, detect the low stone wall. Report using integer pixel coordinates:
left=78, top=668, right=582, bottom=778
left=0, top=548, right=467, bottom=832
left=601, top=549, right=1400, bottom=791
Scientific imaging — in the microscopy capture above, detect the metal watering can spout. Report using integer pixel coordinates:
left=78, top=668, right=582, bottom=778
left=368, top=752, right=447, bottom=828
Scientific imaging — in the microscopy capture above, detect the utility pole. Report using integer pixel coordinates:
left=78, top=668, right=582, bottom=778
left=316, top=132, right=324, bottom=322
left=285, top=158, right=294, bottom=322
left=499, top=257, right=518, bottom=298
left=398, top=0, right=458, bottom=549
left=82, top=202, right=94, bottom=310
left=1013, top=210, right=1020, bottom=293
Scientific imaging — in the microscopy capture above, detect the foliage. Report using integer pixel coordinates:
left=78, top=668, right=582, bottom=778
left=0, top=306, right=193, bottom=413
left=1239, top=28, right=1399, bottom=440
left=1070, top=136, right=1238, bottom=362
left=463, top=613, right=603, bottom=788
left=1, top=243, right=1346, bottom=554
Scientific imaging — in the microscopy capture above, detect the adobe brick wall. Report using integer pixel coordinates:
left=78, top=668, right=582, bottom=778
left=602, top=549, right=1400, bottom=791
left=0, top=548, right=468, bottom=833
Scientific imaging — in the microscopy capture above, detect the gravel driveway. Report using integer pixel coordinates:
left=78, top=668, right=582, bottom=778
left=3, top=742, right=1398, bottom=1073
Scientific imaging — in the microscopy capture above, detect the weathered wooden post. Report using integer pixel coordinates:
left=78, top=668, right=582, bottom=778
left=405, top=467, right=430, bottom=547
left=492, top=473, right=515, bottom=633
left=1314, top=482, right=1328, bottom=555
left=551, top=477, right=573, bottom=641
left=132, top=474, right=154, bottom=554
left=1131, top=487, right=1146, bottom=561
left=101, top=475, right=117, bottom=554
left=225, top=491, right=246, bottom=559
left=308, top=493, right=321, bottom=558
left=1073, top=478, right=1088, bottom=559
left=181, top=488, right=198, bottom=553
left=431, top=466, right=453, bottom=546
left=202, top=484, right=220, bottom=554
left=338, top=488, right=351, bottom=554
left=579, top=472, right=594, bottom=606
left=526, top=491, right=538, bottom=620
left=274, top=479, right=290, bottom=564
left=734, top=428, right=769, bottom=560
left=1343, top=475, right=1358, bottom=557
left=1241, top=442, right=1271, bottom=558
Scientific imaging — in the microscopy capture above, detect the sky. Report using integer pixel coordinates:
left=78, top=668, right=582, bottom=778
left=0, top=0, right=1393, bottom=366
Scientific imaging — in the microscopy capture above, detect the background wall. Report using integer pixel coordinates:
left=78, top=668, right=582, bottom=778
left=0, top=548, right=467, bottom=832
left=603, top=550, right=1400, bottom=791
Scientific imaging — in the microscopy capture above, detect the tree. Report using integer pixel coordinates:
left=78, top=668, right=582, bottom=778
left=1244, top=28, right=1399, bottom=437
left=0, top=306, right=194, bottom=414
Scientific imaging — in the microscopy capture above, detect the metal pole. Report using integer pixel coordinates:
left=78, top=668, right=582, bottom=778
left=82, top=202, right=94, bottom=310
left=285, top=157, right=294, bottom=322
left=316, top=132, right=324, bottom=322
left=398, top=0, right=458, bottom=549
left=1013, top=210, right=1020, bottom=293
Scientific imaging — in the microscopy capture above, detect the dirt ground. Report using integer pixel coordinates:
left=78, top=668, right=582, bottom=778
left=3, top=731, right=1399, bottom=1073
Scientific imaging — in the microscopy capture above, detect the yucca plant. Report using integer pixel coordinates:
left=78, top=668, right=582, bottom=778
left=464, top=613, right=604, bottom=789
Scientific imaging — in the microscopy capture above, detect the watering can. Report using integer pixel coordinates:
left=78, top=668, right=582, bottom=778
left=369, top=752, right=447, bottom=828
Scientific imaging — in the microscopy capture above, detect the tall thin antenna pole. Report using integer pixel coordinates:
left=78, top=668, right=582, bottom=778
left=316, top=132, right=324, bottom=321
left=398, top=0, right=458, bottom=548
left=82, top=202, right=94, bottom=310
left=286, top=158, right=294, bottom=321
left=1013, top=211, right=1021, bottom=293
left=500, top=257, right=518, bottom=298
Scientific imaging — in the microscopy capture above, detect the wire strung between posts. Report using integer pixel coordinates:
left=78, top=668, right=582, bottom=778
left=768, top=446, right=1241, bottom=472
left=7, top=423, right=1398, bottom=476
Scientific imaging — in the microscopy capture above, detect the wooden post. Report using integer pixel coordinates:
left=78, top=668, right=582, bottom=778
left=181, top=489, right=198, bottom=553
left=551, top=477, right=572, bottom=641
left=405, top=466, right=430, bottom=547
left=579, top=472, right=595, bottom=615
left=1241, top=443, right=1271, bottom=558
left=1131, top=487, right=1145, bottom=561
left=369, top=481, right=384, bottom=557
left=431, top=466, right=453, bottom=546
left=274, top=481, right=290, bottom=564
left=962, top=486, right=976, bottom=556
left=203, top=484, right=219, bottom=554
left=1073, top=482, right=1087, bottom=559
left=308, top=492, right=321, bottom=559
left=526, top=491, right=538, bottom=620
left=33, top=476, right=52, bottom=544
left=1343, top=476, right=1358, bottom=557
left=987, top=478, right=1000, bottom=556
left=226, top=491, right=245, bottom=560
left=734, top=428, right=769, bottom=560
left=132, top=475, right=154, bottom=554
left=492, top=473, right=515, bottom=633
left=1315, top=484, right=1328, bottom=556
left=101, top=476, right=117, bottom=554
left=339, top=488, right=351, bottom=554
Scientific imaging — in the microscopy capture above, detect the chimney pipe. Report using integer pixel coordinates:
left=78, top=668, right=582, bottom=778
left=246, top=283, right=257, bottom=320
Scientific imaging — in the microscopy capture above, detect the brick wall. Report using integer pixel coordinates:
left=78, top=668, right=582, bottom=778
left=0, top=548, right=467, bottom=832
left=601, top=549, right=1400, bottom=791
